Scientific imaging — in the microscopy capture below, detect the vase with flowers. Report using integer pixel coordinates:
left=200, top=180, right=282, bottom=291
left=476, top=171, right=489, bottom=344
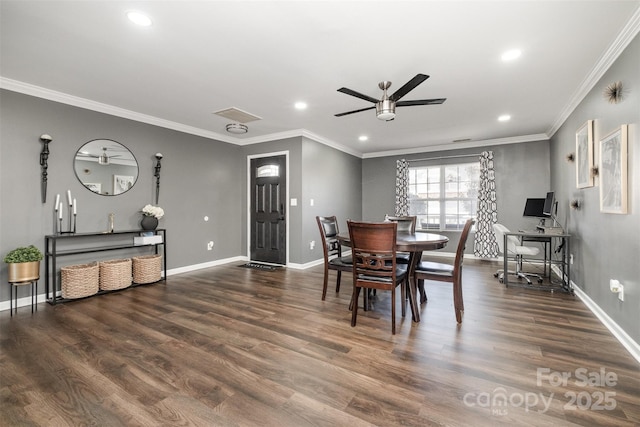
left=141, top=204, right=164, bottom=230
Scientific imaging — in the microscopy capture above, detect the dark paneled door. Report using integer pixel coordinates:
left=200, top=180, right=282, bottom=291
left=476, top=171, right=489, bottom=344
left=250, top=155, right=286, bottom=265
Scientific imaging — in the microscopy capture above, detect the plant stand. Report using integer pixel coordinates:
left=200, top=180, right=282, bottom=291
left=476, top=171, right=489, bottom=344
left=9, top=279, right=38, bottom=316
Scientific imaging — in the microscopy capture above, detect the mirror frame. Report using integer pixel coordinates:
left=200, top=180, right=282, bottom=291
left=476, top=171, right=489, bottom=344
left=74, top=139, right=139, bottom=196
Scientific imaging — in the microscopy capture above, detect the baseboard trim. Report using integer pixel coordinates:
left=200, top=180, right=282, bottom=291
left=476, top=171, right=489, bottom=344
left=550, top=265, right=640, bottom=364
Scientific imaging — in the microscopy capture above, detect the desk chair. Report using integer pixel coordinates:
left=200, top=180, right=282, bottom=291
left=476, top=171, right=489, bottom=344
left=415, top=218, right=474, bottom=323
left=347, top=221, right=408, bottom=334
left=316, top=216, right=352, bottom=300
left=493, top=223, right=543, bottom=285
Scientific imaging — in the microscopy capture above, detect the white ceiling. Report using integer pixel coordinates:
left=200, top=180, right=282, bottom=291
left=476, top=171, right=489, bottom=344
left=2, top=1, right=639, bottom=158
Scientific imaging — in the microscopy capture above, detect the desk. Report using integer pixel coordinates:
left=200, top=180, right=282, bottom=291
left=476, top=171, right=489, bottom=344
left=503, top=230, right=571, bottom=292
left=338, top=231, right=449, bottom=322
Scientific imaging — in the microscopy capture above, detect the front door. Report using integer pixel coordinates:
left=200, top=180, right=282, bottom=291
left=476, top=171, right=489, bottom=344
left=250, top=155, right=286, bottom=265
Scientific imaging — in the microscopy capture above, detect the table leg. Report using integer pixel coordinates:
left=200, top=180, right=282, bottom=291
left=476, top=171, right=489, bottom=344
left=407, top=251, right=421, bottom=322
left=503, top=234, right=509, bottom=287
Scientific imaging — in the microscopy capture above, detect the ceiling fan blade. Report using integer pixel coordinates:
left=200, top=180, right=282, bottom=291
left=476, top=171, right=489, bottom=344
left=396, top=98, right=446, bottom=107
left=390, top=74, right=429, bottom=102
left=334, top=106, right=376, bottom=117
left=337, top=87, right=379, bottom=104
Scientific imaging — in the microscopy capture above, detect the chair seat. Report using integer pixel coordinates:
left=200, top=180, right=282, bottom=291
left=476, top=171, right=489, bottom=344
left=513, top=246, right=539, bottom=257
left=416, top=260, right=454, bottom=277
left=395, top=252, right=411, bottom=263
left=329, top=256, right=352, bottom=269
left=358, top=265, right=407, bottom=283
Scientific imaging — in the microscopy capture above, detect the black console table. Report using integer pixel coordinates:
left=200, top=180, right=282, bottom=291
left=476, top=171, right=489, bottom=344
left=44, top=229, right=166, bottom=304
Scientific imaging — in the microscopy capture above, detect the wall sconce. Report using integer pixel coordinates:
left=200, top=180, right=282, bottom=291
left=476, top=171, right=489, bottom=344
left=570, top=199, right=581, bottom=210
left=154, top=153, right=163, bottom=204
left=39, top=134, right=52, bottom=203
left=566, top=153, right=575, bottom=162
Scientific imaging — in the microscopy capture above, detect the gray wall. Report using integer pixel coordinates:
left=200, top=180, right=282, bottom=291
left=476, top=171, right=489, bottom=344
left=549, top=33, right=639, bottom=343
left=301, top=138, right=362, bottom=264
left=362, top=141, right=551, bottom=253
left=0, top=90, right=243, bottom=302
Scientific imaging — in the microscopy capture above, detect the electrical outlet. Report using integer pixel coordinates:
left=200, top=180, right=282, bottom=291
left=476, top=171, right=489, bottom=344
left=309, top=240, right=315, bottom=250
left=570, top=254, right=574, bottom=265
left=207, top=241, right=214, bottom=251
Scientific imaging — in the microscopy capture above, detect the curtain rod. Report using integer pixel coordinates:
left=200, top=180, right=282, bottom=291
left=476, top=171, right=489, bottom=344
left=407, top=153, right=483, bottom=162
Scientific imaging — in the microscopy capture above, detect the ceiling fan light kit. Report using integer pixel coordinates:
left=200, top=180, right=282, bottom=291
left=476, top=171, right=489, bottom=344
left=98, top=148, right=110, bottom=165
left=376, top=99, right=396, bottom=121
left=226, top=123, right=248, bottom=134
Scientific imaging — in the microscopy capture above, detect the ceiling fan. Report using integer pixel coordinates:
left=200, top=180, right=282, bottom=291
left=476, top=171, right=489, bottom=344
left=335, top=73, right=446, bottom=121
left=78, top=147, right=122, bottom=165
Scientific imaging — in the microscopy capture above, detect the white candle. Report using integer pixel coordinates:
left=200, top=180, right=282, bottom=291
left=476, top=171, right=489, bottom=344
left=55, top=194, right=60, bottom=211
left=59, top=205, right=63, bottom=219
left=67, top=190, right=72, bottom=206
left=73, top=198, right=77, bottom=215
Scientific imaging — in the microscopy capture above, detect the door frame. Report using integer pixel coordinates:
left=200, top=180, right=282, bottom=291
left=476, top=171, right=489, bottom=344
left=246, top=151, right=290, bottom=266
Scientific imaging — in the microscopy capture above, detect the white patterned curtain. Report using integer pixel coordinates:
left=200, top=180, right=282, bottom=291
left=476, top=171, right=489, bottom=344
left=474, top=151, right=499, bottom=258
left=395, top=159, right=409, bottom=216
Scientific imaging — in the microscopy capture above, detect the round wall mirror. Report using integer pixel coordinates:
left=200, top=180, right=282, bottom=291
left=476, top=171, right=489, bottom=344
left=74, top=139, right=139, bottom=196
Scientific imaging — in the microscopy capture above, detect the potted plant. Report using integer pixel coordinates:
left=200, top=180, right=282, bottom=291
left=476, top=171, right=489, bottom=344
left=4, top=245, right=43, bottom=283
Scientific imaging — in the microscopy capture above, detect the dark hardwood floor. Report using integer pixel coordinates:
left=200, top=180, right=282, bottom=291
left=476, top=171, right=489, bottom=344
left=1, top=259, right=639, bottom=426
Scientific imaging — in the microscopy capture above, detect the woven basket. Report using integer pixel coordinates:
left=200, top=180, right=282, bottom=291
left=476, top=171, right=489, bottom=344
left=61, top=262, right=99, bottom=299
left=132, top=254, right=162, bottom=284
left=99, top=258, right=132, bottom=291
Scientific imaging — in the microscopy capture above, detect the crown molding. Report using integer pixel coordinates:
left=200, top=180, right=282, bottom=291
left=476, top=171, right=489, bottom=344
left=0, top=77, right=241, bottom=143
left=363, top=133, right=550, bottom=159
left=547, top=4, right=640, bottom=137
left=0, top=77, right=362, bottom=157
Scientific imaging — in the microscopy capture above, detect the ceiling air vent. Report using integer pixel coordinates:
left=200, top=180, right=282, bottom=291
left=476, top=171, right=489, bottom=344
left=213, top=107, right=262, bottom=123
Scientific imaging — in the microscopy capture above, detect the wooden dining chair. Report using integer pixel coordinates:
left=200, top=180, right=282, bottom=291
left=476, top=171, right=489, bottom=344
left=384, top=215, right=417, bottom=233
left=384, top=215, right=416, bottom=264
left=347, top=220, right=408, bottom=334
left=414, top=218, right=475, bottom=323
left=316, top=216, right=352, bottom=300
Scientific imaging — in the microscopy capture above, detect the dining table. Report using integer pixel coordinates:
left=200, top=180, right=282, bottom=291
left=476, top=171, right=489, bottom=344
left=337, top=231, right=449, bottom=323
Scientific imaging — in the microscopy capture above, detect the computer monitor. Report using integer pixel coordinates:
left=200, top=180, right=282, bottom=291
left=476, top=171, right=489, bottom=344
left=523, top=198, right=546, bottom=217
left=542, top=191, right=555, bottom=217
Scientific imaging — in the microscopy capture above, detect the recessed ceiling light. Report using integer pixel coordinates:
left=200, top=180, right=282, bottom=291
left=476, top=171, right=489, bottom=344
left=501, top=49, right=521, bottom=61
left=358, top=135, right=368, bottom=141
left=498, top=114, right=511, bottom=122
left=127, top=11, right=152, bottom=27
left=294, top=102, right=307, bottom=110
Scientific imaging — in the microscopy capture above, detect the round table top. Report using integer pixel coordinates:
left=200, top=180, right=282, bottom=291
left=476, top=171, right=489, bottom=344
left=338, top=231, right=449, bottom=252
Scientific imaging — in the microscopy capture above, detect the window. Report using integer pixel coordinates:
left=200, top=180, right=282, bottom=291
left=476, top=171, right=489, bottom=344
left=408, top=162, right=480, bottom=231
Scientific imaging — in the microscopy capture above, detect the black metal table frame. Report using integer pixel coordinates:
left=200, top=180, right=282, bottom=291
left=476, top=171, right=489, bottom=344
left=44, top=229, right=166, bottom=304
left=503, top=230, right=571, bottom=292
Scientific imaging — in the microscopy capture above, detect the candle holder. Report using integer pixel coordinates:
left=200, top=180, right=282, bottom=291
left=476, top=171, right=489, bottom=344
left=39, top=134, right=52, bottom=204
left=154, top=153, right=163, bottom=205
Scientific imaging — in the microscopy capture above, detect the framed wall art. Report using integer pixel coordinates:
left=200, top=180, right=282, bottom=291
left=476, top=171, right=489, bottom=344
left=85, top=183, right=102, bottom=193
left=113, top=175, right=135, bottom=195
left=599, top=125, right=628, bottom=214
left=576, top=120, right=594, bottom=188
